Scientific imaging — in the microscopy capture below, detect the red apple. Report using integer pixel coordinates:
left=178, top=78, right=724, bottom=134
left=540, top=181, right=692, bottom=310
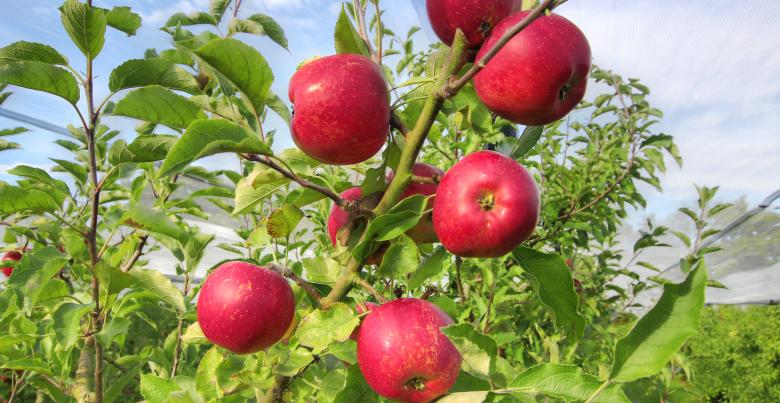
left=327, top=187, right=364, bottom=248
left=327, top=187, right=386, bottom=265
left=1, top=250, right=23, bottom=278
left=426, top=0, right=520, bottom=47
left=433, top=151, right=539, bottom=257
left=388, top=163, right=445, bottom=244
left=357, top=298, right=461, bottom=402
left=196, top=261, right=295, bottom=354
left=289, top=54, right=390, bottom=165
left=473, top=11, right=591, bottom=126
left=349, top=302, right=379, bottom=341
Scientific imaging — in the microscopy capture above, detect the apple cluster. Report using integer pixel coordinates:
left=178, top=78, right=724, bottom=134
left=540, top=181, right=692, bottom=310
left=196, top=1, right=590, bottom=402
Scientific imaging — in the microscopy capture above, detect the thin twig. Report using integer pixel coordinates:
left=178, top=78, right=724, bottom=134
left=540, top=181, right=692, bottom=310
left=354, top=277, right=389, bottom=303
left=455, top=256, right=466, bottom=304
left=233, top=0, right=242, bottom=18
left=267, top=263, right=323, bottom=303
left=390, top=113, right=409, bottom=136
left=352, top=0, right=375, bottom=58
left=103, top=356, right=128, bottom=374
left=242, top=154, right=345, bottom=206
left=444, top=0, right=559, bottom=97
left=120, top=235, right=148, bottom=273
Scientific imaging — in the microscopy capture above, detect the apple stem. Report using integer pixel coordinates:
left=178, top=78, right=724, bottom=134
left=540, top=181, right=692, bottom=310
left=444, top=0, right=563, bottom=97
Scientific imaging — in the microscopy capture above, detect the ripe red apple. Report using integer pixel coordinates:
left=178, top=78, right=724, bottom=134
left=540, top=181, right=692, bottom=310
left=1, top=250, right=23, bottom=277
left=357, top=298, right=461, bottom=402
left=349, top=302, right=379, bottom=341
left=426, top=0, right=520, bottom=47
left=196, top=261, right=295, bottom=354
left=433, top=151, right=539, bottom=257
left=289, top=54, right=390, bottom=165
left=327, top=187, right=386, bottom=265
left=388, top=163, right=445, bottom=244
left=473, top=11, right=591, bottom=126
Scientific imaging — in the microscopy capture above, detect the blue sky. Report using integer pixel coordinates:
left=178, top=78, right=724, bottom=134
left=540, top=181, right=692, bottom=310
left=1, top=0, right=778, bottom=224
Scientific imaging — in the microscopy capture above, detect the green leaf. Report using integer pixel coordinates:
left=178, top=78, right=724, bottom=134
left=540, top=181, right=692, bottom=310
left=233, top=164, right=289, bottom=215
left=408, top=246, right=449, bottom=289
left=379, top=235, right=419, bottom=277
left=95, top=261, right=134, bottom=294
left=1, top=358, right=51, bottom=375
left=109, top=58, right=200, bottom=94
left=0, top=140, right=20, bottom=152
left=276, top=348, right=315, bottom=377
left=159, top=119, right=270, bottom=177
left=247, top=14, right=288, bottom=50
left=266, top=92, right=291, bottom=126
left=140, top=374, right=181, bottom=403
left=334, top=5, right=370, bottom=56
left=50, top=158, right=87, bottom=183
left=352, top=195, right=428, bottom=261
left=195, top=347, right=222, bottom=399
left=0, top=127, right=29, bottom=137
left=609, top=261, right=707, bottom=382
left=296, top=303, right=359, bottom=352
left=334, top=364, right=379, bottom=403
left=266, top=204, right=304, bottom=238
left=0, top=60, right=79, bottom=104
left=122, top=204, right=186, bottom=243
left=302, top=257, right=341, bottom=286
left=128, top=269, right=186, bottom=312
left=210, top=0, right=231, bottom=21
left=105, top=6, right=142, bottom=36
left=59, top=0, right=106, bottom=59
left=166, top=12, right=218, bottom=27
left=229, top=14, right=288, bottom=50
left=6, top=247, right=68, bottom=302
left=0, top=41, right=68, bottom=65
left=182, top=322, right=207, bottom=344
left=442, top=323, right=497, bottom=381
left=108, top=134, right=178, bottom=165
left=0, top=182, right=61, bottom=215
left=53, top=303, right=92, bottom=349
left=194, top=38, right=274, bottom=119
left=111, top=85, right=206, bottom=129
left=511, top=125, right=544, bottom=159
left=508, top=364, right=629, bottom=402
left=512, top=247, right=586, bottom=339
left=7, top=165, right=70, bottom=196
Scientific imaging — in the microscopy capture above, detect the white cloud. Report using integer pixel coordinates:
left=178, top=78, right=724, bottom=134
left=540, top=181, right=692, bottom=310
left=242, top=0, right=327, bottom=12
left=556, top=1, right=780, bottom=210
left=139, top=0, right=210, bottom=25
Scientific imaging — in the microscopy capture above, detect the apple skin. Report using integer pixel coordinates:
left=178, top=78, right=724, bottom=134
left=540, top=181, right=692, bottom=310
left=196, top=261, right=295, bottom=354
left=357, top=298, right=461, bottom=403
left=433, top=151, right=539, bottom=258
left=473, top=11, right=591, bottom=126
left=426, top=0, right=520, bottom=47
left=327, top=187, right=386, bottom=265
left=1, top=250, right=23, bottom=277
left=327, top=187, right=364, bottom=248
left=388, top=163, right=445, bottom=244
left=349, top=302, right=379, bottom=341
left=289, top=54, right=390, bottom=165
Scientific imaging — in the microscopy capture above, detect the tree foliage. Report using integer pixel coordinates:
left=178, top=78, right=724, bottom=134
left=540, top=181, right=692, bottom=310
left=0, top=1, right=728, bottom=402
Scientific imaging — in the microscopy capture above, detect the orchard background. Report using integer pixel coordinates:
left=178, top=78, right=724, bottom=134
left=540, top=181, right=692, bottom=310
left=1, top=0, right=779, bottom=402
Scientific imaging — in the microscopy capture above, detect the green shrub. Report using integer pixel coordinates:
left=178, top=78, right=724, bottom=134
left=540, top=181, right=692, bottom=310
left=687, top=305, right=780, bottom=402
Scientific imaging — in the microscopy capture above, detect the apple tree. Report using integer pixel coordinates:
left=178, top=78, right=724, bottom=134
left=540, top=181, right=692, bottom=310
left=0, top=0, right=713, bottom=402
